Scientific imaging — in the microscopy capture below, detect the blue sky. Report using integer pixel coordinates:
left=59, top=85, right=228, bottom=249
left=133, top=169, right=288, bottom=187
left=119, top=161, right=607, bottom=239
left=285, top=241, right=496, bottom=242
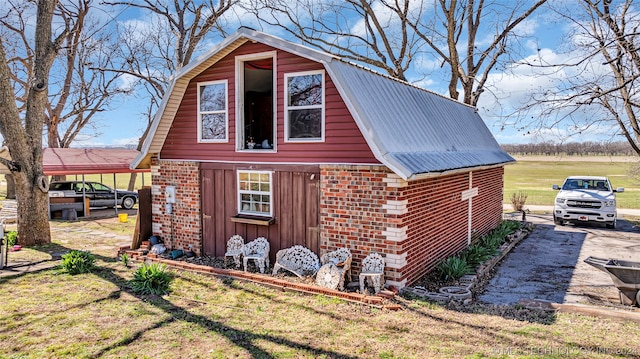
left=33, top=1, right=623, bottom=147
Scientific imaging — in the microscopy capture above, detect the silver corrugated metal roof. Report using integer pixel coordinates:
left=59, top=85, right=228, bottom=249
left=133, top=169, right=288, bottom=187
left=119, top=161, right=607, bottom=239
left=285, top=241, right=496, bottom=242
left=325, top=60, right=514, bottom=179
left=133, top=28, right=515, bottom=179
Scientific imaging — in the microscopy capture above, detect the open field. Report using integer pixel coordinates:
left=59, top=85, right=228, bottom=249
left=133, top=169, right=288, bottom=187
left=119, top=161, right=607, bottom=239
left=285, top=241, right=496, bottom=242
left=510, top=155, right=638, bottom=163
left=1, top=218, right=639, bottom=358
left=504, top=155, right=640, bottom=209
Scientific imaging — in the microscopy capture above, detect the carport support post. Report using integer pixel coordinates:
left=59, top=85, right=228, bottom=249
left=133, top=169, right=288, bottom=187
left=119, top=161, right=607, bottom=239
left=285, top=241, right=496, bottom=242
left=113, top=173, right=118, bottom=216
left=461, top=172, right=479, bottom=245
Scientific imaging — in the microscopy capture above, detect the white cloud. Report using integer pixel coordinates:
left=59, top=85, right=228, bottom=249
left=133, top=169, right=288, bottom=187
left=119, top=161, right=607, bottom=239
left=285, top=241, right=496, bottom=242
left=112, top=137, right=140, bottom=146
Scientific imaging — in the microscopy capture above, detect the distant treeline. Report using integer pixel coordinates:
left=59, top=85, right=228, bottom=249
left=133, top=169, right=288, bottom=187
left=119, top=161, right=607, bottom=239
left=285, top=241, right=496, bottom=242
left=501, top=141, right=636, bottom=156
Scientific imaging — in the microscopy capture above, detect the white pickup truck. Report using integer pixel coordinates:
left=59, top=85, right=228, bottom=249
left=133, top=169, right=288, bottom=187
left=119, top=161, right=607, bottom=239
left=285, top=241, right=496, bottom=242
left=553, top=176, right=624, bottom=229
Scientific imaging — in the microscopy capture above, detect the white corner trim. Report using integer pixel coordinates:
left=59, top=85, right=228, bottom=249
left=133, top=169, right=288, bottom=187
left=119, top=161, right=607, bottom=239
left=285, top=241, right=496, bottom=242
left=384, top=252, right=408, bottom=269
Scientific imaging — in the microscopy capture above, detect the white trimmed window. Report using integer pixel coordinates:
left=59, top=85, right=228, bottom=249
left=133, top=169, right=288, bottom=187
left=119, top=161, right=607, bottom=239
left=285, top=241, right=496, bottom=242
left=285, top=70, right=325, bottom=141
left=238, top=171, right=272, bottom=217
left=198, top=80, right=228, bottom=142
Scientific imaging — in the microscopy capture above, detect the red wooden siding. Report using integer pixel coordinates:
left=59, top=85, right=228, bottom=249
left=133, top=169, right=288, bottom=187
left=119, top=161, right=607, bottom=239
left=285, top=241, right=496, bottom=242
left=200, top=162, right=321, bottom=261
left=160, top=42, right=378, bottom=164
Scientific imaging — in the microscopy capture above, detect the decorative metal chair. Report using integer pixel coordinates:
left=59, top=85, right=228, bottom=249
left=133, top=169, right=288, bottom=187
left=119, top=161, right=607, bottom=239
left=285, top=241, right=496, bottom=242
left=242, top=237, right=270, bottom=273
left=359, top=252, right=385, bottom=294
left=319, top=248, right=352, bottom=290
left=272, top=245, right=320, bottom=277
left=224, top=234, right=244, bottom=268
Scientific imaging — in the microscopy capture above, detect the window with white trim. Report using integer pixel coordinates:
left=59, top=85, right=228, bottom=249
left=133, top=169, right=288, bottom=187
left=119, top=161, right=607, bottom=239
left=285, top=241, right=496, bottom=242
left=238, top=171, right=272, bottom=217
left=285, top=70, right=324, bottom=141
left=198, top=80, right=228, bottom=142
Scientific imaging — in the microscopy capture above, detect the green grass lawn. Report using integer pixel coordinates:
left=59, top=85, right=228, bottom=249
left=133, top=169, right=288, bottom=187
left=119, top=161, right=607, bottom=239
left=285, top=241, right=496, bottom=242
left=504, top=159, right=640, bottom=209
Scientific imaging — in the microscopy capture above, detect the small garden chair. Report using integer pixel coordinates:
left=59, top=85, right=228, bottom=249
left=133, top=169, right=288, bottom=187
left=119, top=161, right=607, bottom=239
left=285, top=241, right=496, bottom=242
left=359, top=252, right=385, bottom=294
left=242, top=237, right=270, bottom=273
left=224, top=234, right=244, bottom=268
left=319, top=248, right=352, bottom=290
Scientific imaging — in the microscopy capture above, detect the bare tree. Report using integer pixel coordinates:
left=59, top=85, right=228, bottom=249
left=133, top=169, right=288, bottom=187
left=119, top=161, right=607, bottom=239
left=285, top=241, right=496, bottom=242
left=0, top=0, right=68, bottom=246
left=102, top=0, right=236, bottom=189
left=48, top=1, right=128, bottom=149
left=514, top=0, right=640, bottom=157
left=245, top=0, right=547, bottom=106
left=245, top=0, right=420, bottom=81
left=408, top=0, right=548, bottom=106
left=2, top=1, right=127, bottom=150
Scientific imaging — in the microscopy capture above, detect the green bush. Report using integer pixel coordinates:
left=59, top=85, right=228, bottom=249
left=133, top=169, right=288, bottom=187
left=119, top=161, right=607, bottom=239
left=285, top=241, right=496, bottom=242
left=5, top=230, right=17, bottom=247
left=61, top=250, right=95, bottom=274
left=120, top=252, right=130, bottom=267
left=437, top=220, right=523, bottom=282
left=501, top=220, right=522, bottom=233
left=130, top=263, right=172, bottom=295
left=436, top=256, right=473, bottom=281
left=461, top=244, right=496, bottom=267
left=479, top=232, right=503, bottom=251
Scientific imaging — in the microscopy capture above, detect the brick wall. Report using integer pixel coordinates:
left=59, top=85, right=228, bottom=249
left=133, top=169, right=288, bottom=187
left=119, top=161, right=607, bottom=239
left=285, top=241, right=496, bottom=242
left=320, top=165, right=505, bottom=289
left=151, top=159, right=202, bottom=255
left=149, top=159, right=504, bottom=287
left=319, top=164, right=400, bottom=281
left=471, top=168, right=505, bottom=237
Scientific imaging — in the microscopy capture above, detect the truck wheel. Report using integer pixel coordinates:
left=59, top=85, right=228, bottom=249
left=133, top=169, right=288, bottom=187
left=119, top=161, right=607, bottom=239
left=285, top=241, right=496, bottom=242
left=121, top=196, right=136, bottom=210
left=554, top=216, right=564, bottom=226
left=606, top=219, right=616, bottom=229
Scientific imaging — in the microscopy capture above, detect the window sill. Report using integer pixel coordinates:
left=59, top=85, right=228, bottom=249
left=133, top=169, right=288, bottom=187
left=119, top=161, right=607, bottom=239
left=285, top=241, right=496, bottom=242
left=237, top=149, right=276, bottom=153
left=230, top=215, right=275, bottom=226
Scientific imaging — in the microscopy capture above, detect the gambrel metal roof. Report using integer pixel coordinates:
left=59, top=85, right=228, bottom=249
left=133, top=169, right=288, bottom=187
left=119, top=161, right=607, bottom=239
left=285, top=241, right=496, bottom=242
left=132, top=27, right=514, bottom=180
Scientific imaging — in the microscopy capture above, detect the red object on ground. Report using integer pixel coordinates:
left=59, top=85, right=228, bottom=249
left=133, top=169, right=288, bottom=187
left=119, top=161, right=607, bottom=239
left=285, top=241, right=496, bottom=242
left=10, top=245, right=21, bottom=252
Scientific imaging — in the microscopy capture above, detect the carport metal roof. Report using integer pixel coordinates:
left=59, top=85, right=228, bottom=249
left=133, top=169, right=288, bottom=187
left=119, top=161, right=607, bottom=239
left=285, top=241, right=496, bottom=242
left=42, top=148, right=149, bottom=176
left=0, top=147, right=149, bottom=175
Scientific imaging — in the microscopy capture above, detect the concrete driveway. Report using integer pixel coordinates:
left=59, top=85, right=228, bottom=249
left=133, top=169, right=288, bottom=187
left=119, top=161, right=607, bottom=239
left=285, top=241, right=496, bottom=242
left=478, top=213, right=640, bottom=307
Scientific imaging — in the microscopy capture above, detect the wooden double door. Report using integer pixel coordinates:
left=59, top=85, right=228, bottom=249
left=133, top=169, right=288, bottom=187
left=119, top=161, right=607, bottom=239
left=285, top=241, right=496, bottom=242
left=200, top=163, right=321, bottom=261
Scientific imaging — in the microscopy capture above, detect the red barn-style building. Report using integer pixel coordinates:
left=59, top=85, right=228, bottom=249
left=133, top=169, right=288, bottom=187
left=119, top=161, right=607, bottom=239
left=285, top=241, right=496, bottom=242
left=132, top=28, right=515, bottom=289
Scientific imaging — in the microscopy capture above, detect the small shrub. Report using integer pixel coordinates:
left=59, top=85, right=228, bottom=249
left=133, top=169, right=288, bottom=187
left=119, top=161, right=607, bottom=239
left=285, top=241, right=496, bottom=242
left=61, top=250, right=95, bottom=274
left=510, top=190, right=528, bottom=211
left=130, top=263, right=172, bottom=295
left=5, top=230, right=18, bottom=247
left=120, top=252, right=130, bottom=267
left=480, top=232, right=503, bottom=252
left=437, top=256, right=472, bottom=281
left=461, top=244, right=496, bottom=267
left=501, top=220, right=522, bottom=233
left=435, top=220, right=523, bottom=283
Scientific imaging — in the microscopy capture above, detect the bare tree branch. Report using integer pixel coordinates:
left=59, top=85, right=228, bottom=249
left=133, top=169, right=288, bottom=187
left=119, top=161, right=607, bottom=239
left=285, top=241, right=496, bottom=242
left=509, top=0, right=640, bottom=156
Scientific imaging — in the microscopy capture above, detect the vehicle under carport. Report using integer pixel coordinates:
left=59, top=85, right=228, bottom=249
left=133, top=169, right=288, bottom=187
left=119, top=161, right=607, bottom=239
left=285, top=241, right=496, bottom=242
left=1, top=147, right=149, bottom=219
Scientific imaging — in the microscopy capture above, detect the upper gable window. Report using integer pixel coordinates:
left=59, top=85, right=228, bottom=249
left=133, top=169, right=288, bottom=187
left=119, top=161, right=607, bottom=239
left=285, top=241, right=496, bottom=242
left=198, top=80, right=228, bottom=142
left=285, top=70, right=325, bottom=142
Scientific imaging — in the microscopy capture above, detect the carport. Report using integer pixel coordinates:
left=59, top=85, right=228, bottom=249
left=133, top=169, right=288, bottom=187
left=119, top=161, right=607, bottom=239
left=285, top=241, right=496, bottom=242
left=43, top=148, right=149, bottom=218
